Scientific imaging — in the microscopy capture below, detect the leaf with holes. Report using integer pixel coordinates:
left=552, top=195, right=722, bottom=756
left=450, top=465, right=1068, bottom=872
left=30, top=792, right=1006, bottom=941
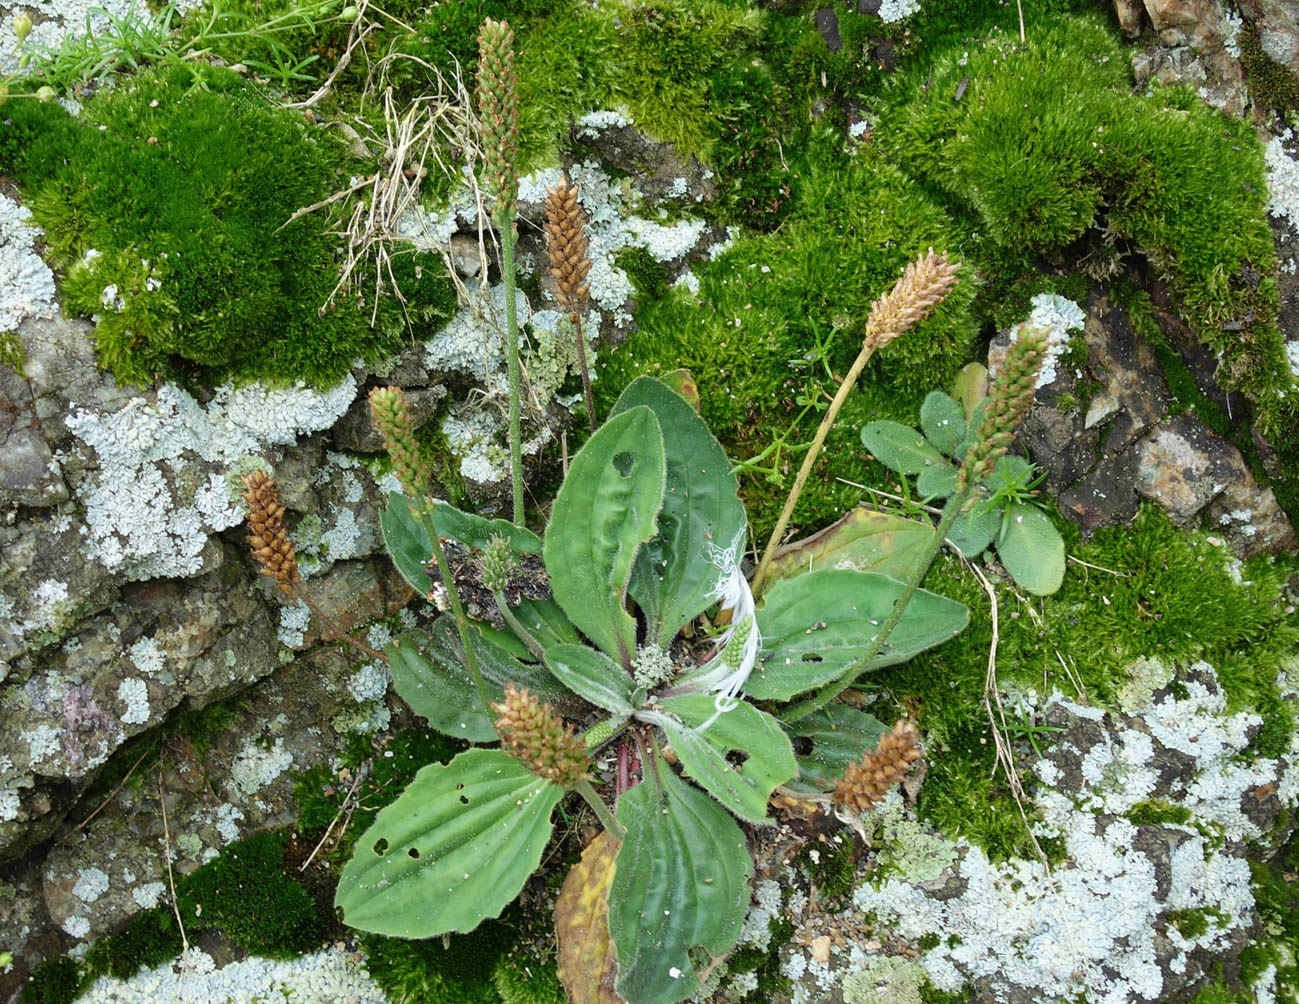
left=609, top=760, right=752, bottom=1004
left=335, top=748, right=563, bottom=938
left=781, top=704, right=889, bottom=792
left=747, top=569, right=969, bottom=700
left=612, top=376, right=746, bottom=647
left=657, top=695, right=796, bottom=823
left=544, top=406, right=666, bottom=666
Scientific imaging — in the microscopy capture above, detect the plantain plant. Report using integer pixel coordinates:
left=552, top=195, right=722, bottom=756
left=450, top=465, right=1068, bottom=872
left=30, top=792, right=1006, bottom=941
left=334, top=375, right=970, bottom=1004
left=860, top=364, right=1067, bottom=596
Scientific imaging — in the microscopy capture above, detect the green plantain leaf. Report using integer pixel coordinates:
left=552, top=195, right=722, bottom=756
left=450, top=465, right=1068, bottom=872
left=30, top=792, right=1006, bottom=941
left=387, top=628, right=496, bottom=742
left=916, top=460, right=958, bottom=499
left=860, top=420, right=947, bottom=476
left=997, top=502, right=1066, bottom=595
left=380, top=495, right=543, bottom=599
left=380, top=492, right=434, bottom=596
left=946, top=502, right=1000, bottom=557
left=747, top=569, right=969, bottom=700
left=544, top=644, right=638, bottom=715
left=335, top=749, right=562, bottom=938
left=612, top=376, right=747, bottom=646
left=758, top=508, right=933, bottom=595
left=780, top=704, right=890, bottom=792
left=389, top=621, right=580, bottom=741
left=657, top=696, right=796, bottom=822
left=952, top=362, right=988, bottom=424
left=544, top=407, right=666, bottom=666
left=511, top=597, right=581, bottom=650
left=432, top=501, right=542, bottom=553
left=610, top=760, right=752, bottom=1004
left=919, top=391, right=967, bottom=457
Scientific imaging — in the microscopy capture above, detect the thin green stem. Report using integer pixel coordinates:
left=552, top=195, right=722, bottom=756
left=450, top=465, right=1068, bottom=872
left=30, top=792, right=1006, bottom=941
left=500, top=211, right=524, bottom=525
left=781, top=488, right=971, bottom=722
left=494, top=589, right=545, bottom=660
left=575, top=779, right=625, bottom=839
left=572, top=313, right=596, bottom=433
left=416, top=505, right=490, bottom=714
left=751, top=342, right=876, bottom=596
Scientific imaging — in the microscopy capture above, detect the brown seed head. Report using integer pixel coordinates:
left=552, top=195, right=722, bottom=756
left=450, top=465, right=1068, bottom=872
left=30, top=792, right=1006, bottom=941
left=241, top=470, right=300, bottom=594
left=492, top=683, right=590, bottom=788
left=476, top=18, right=519, bottom=218
left=543, top=176, right=592, bottom=316
left=831, top=719, right=923, bottom=814
left=864, top=249, right=961, bottom=351
left=956, top=324, right=1049, bottom=492
left=368, top=386, right=431, bottom=502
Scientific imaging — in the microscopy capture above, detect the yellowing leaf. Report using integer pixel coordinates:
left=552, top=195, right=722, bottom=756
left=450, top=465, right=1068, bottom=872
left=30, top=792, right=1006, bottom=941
left=555, top=831, right=624, bottom=1004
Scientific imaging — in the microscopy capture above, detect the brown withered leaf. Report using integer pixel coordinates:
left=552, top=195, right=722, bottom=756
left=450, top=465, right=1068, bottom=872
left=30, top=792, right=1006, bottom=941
left=758, top=508, right=933, bottom=596
left=555, top=830, right=624, bottom=1004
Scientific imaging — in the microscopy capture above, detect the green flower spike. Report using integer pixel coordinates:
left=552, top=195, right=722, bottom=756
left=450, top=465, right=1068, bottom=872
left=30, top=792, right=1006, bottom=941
left=368, top=386, right=431, bottom=503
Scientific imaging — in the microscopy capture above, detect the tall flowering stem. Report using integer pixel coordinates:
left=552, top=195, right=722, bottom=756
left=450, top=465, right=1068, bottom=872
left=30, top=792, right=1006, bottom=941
left=369, top=387, right=487, bottom=710
left=544, top=176, right=596, bottom=432
left=477, top=18, right=524, bottom=525
left=783, top=324, right=1048, bottom=723
left=751, top=249, right=961, bottom=595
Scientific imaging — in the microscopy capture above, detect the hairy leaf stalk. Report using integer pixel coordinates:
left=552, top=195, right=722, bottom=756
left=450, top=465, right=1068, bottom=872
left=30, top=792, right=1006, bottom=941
left=369, top=386, right=487, bottom=710
left=752, top=249, right=961, bottom=595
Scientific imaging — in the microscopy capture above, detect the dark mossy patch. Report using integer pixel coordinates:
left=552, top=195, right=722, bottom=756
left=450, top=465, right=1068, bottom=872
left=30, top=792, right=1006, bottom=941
left=612, top=245, right=669, bottom=303
left=82, top=906, right=183, bottom=980
left=174, top=830, right=325, bottom=957
left=1240, top=24, right=1299, bottom=118
left=1125, top=800, right=1194, bottom=827
left=18, top=957, right=83, bottom=1004
left=723, top=905, right=795, bottom=1001
left=799, top=834, right=859, bottom=908
left=0, top=63, right=454, bottom=388
left=862, top=505, right=1298, bottom=861
left=361, top=911, right=516, bottom=1004
left=0, top=330, right=26, bottom=375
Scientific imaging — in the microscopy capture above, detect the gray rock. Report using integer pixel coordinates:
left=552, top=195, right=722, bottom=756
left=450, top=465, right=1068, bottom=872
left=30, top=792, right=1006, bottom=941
left=0, top=364, right=68, bottom=507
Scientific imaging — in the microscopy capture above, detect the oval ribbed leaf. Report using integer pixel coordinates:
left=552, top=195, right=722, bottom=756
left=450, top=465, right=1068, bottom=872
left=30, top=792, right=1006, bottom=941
left=658, top=696, right=796, bottom=822
left=781, top=704, right=889, bottom=792
left=335, top=748, right=562, bottom=938
left=916, top=461, right=958, bottom=499
left=919, top=391, right=967, bottom=457
left=380, top=495, right=542, bottom=598
left=387, top=628, right=496, bottom=742
left=758, top=508, right=933, bottom=595
left=555, top=831, right=623, bottom=1004
left=997, top=502, right=1066, bottom=595
left=860, top=420, right=946, bottom=475
left=747, top=569, right=969, bottom=701
left=545, top=644, right=638, bottom=715
left=946, top=503, right=1000, bottom=558
left=953, top=362, right=988, bottom=423
left=544, top=407, right=666, bottom=666
left=380, top=492, right=434, bottom=595
left=611, top=377, right=746, bottom=646
left=610, top=761, right=752, bottom=1004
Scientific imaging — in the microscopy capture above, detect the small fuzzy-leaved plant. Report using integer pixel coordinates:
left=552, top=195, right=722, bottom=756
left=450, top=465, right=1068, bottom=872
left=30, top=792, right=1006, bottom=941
left=334, top=375, right=972, bottom=1004
left=861, top=364, right=1067, bottom=596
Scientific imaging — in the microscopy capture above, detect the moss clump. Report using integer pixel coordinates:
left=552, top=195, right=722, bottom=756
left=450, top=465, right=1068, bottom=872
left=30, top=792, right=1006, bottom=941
left=493, top=951, right=566, bottom=1004
left=1240, top=24, right=1299, bottom=117
left=362, top=915, right=515, bottom=1004
left=0, top=64, right=453, bottom=388
left=613, top=245, right=669, bottom=302
left=799, top=836, right=857, bottom=907
left=82, top=906, right=183, bottom=980
left=723, top=909, right=795, bottom=1001
left=877, top=13, right=1298, bottom=478
left=19, top=957, right=84, bottom=1004
left=1125, top=800, right=1193, bottom=828
left=0, top=330, right=26, bottom=375
left=870, top=505, right=1298, bottom=861
left=175, top=830, right=324, bottom=957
